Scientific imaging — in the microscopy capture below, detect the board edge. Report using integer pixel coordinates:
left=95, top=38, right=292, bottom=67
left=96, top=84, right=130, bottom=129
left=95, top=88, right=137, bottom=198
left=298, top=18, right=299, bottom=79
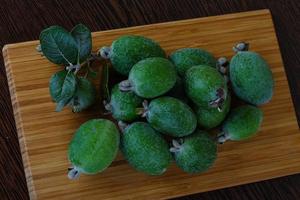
left=268, top=13, right=300, bottom=128
left=3, top=9, right=271, bottom=49
left=2, top=45, right=37, bottom=200
left=3, top=9, right=300, bottom=200
left=92, top=9, right=271, bottom=35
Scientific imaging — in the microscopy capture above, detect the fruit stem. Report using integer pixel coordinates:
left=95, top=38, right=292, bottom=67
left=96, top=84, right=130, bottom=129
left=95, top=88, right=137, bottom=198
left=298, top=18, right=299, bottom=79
left=135, top=108, right=145, bottom=115
left=119, top=80, right=133, bottom=92
left=99, top=46, right=112, bottom=59
left=118, top=121, right=128, bottom=132
left=217, top=132, right=230, bottom=144
left=170, top=139, right=182, bottom=153
left=36, top=44, right=42, bottom=52
left=217, top=57, right=229, bottom=75
left=217, top=106, right=223, bottom=112
left=68, top=166, right=81, bottom=180
left=141, top=100, right=149, bottom=117
left=66, top=63, right=81, bottom=74
left=172, top=139, right=181, bottom=148
left=233, top=42, right=249, bottom=53
left=103, top=100, right=112, bottom=111
left=170, top=147, right=180, bottom=153
left=209, top=88, right=226, bottom=111
left=36, top=44, right=44, bottom=56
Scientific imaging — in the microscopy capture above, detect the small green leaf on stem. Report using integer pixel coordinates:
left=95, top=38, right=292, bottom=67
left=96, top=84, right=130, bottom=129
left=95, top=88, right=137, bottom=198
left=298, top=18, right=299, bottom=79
left=71, top=24, right=92, bottom=63
left=40, top=26, right=78, bottom=65
left=49, top=70, right=77, bottom=111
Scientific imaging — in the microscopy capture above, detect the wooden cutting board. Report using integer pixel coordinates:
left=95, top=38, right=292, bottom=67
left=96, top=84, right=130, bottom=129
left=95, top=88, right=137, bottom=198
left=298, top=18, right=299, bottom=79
left=3, top=9, right=300, bottom=200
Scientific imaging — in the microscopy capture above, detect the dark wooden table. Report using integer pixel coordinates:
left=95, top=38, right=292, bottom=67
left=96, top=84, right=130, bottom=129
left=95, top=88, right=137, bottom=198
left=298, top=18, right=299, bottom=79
left=1, top=0, right=300, bottom=199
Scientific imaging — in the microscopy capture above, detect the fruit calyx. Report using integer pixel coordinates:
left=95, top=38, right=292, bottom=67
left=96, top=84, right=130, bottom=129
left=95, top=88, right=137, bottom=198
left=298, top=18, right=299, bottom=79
left=118, top=121, right=128, bottom=132
left=217, top=132, right=230, bottom=144
left=209, top=88, right=226, bottom=112
left=140, top=100, right=149, bottom=117
left=217, top=57, right=229, bottom=74
left=233, top=42, right=249, bottom=53
left=119, top=80, right=134, bottom=92
left=99, top=46, right=112, bottom=59
left=102, top=100, right=113, bottom=115
left=103, top=100, right=112, bottom=111
left=36, top=44, right=44, bottom=56
left=68, top=166, right=81, bottom=180
left=169, top=139, right=183, bottom=153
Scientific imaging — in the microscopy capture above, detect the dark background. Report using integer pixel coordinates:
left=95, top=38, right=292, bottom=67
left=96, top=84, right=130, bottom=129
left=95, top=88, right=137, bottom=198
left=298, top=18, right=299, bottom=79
left=1, top=0, right=300, bottom=199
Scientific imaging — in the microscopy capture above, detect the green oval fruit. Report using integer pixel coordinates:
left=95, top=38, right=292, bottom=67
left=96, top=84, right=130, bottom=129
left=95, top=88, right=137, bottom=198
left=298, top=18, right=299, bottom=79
left=120, top=57, right=177, bottom=98
left=108, top=35, right=165, bottom=75
left=145, top=96, right=197, bottom=137
left=121, top=122, right=172, bottom=175
left=171, top=130, right=217, bottom=174
left=185, top=65, right=228, bottom=108
left=68, top=119, right=120, bottom=179
left=169, top=48, right=216, bottom=76
left=230, top=51, right=274, bottom=105
left=218, top=105, right=263, bottom=143
left=108, top=83, right=143, bottom=122
left=196, top=93, right=231, bottom=129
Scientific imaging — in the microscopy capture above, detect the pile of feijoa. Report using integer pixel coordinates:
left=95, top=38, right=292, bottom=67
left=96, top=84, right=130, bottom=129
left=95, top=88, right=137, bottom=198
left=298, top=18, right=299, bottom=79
left=38, top=25, right=274, bottom=179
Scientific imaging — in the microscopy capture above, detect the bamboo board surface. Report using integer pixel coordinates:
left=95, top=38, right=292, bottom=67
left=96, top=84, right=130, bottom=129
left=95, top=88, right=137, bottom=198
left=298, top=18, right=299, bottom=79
left=3, top=9, right=300, bottom=200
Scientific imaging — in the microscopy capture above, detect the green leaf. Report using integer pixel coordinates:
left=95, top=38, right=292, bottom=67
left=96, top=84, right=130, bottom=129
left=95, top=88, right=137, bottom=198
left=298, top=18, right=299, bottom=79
left=40, top=26, right=78, bottom=65
left=56, top=100, right=68, bottom=112
left=49, top=70, right=77, bottom=111
left=71, top=24, right=92, bottom=63
left=69, top=77, right=96, bottom=112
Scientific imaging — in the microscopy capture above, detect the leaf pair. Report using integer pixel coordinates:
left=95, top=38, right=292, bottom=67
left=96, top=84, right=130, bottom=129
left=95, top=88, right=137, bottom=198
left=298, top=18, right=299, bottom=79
left=49, top=70, right=96, bottom=112
left=40, top=24, right=92, bottom=66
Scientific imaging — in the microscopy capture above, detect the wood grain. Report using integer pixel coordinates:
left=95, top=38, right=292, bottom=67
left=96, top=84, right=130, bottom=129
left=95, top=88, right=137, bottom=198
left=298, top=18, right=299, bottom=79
left=3, top=9, right=300, bottom=200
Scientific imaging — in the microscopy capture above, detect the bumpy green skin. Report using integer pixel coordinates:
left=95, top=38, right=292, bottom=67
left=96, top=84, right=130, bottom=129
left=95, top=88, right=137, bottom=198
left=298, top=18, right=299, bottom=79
left=173, top=130, right=217, bottom=174
left=121, top=122, right=172, bottom=175
left=222, top=105, right=263, bottom=141
left=169, top=48, right=216, bottom=76
left=146, top=97, right=197, bottom=137
left=110, top=84, right=143, bottom=122
left=230, top=51, right=274, bottom=105
left=129, top=57, right=177, bottom=98
left=185, top=65, right=228, bottom=108
left=68, top=119, right=120, bottom=174
left=196, top=94, right=231, bottom=129
left=110, top=35, right=166, bottom=75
